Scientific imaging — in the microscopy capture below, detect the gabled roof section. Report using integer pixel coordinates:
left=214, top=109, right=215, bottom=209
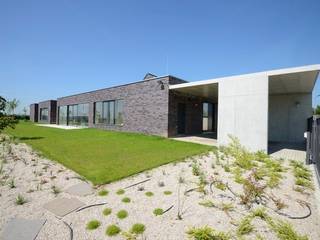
left=143, top=73, right=157, bottom=80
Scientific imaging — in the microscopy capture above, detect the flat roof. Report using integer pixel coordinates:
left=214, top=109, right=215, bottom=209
left=169, top=64, right=320, bottom=91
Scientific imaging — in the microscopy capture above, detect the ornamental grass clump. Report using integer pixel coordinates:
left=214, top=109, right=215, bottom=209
left=145, top=191, right=154, bottom=197
left=116, top=189, right=125, bottom=195
left=122, top=197, right=131, bottom=203
left=187, top=226, right=230, bottom=240
left=290, top=160, right=313, bottom=190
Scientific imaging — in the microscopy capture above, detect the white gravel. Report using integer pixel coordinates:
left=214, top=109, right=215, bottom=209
left=1, top=142, right=320, bottom=239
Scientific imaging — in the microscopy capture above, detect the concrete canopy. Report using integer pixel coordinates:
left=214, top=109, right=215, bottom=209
left=169, top=64, right=320, bottom=151
left=170, top=64, right=320, bottom=96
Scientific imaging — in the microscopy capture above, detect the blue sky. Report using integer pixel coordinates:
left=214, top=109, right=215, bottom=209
left=1, top=0, right=320, bottom=113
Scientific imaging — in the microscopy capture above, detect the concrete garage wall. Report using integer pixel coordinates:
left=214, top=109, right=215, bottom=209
left=268, top=93, right=312, bottom=143
left=218, top=73, right=269, bottom=151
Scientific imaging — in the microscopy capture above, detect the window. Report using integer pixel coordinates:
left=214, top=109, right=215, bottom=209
left=40, top=108, right=48, bottom=121
left=67, top=103, right=89, bottom=126
left=58, top=106, right=68, bottom=125
left=202, top=102, right=213, bottom=132
left=115, top=100, right=124, bottom=124
left=94, top=99, right=124, bottom=125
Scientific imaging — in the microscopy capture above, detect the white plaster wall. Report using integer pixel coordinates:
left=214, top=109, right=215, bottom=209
left=268, top=93, right=312, bottom=143
left=218, top=73, right=269, bottom=151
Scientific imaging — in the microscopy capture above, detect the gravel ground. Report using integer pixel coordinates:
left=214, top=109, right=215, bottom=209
left=1, top=141, right=320, bottom=239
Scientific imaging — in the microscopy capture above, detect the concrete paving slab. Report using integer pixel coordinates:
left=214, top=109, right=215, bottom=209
left=43, top=197, right=85, bottom=217
left=65, top=182, right=93, bottom=196
left=1, top=218, right=46, bottom=240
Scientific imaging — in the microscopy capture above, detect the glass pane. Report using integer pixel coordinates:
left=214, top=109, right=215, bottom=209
left=59, top=106, right=67, bottom=125
left=103, top=102, right=108, bottom=123
left=115, top=100, right=124, bottom=124
left=109, top=101, right=115, bottom=125
left=95, top=102, right=103, bottom=124
left=203, top=103, right=208, bottom=118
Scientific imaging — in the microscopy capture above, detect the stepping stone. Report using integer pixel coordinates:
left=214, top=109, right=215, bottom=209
left=1, top=218, right=46, bottom=240
left=65, top=182, right=93, bottom=196
left=43, top=197, right=85, bottom=217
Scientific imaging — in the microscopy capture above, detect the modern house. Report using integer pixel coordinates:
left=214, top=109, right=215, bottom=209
left=30, top=64, right=320, bottom=152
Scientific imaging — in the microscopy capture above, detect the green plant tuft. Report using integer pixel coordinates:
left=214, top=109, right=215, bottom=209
left=86, top=220, right=101, bottom=230
left=106, top=224, right=121, bottom=236
left=15, top=194, right=27, bottom=205
left=145, top=191, right=154, bottom=197
left=98, top=189, right=109, bottom=196
left=187, top=226, right=230, bottom=240
left=103, top=208, right=112, bottom=216
left=198, top=200, right=215, bottom=208
left=116, top=189, right=125, bottom=195
left=122, top=197, right=131, bottom=203
left=130, top=223, right=146, bottom=235
left=164, top=190, right=172, bottom=195
left=117, top=209, right=128, bottom=219
left=153, top=208, right=164, bottom=216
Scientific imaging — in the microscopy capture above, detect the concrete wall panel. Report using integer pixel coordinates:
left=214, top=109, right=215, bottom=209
left=218, top=73, right=269, bottom=151
left=268, top=93, right=312, bottom=143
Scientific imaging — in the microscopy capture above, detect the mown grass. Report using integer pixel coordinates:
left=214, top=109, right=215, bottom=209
left=5, top=122, right=212, bottom=185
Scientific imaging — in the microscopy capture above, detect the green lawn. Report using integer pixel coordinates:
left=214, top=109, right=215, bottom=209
left=5, top=122, right=212, bottom=185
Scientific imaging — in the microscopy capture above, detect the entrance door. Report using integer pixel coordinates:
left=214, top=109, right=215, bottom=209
left=177, top=103, right=186, bottom=134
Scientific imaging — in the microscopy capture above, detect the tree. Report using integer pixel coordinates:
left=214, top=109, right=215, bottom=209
left=314, top=105, right=320, bottom=115
left=6, top=98, right=20, bottom=115
left=0, top=96, right=18, bottom=132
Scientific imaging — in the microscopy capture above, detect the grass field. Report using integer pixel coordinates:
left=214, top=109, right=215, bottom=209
left=5, top=122, right=212, bottom=184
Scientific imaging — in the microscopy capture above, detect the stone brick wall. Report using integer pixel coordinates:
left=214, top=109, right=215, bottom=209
left=38, top=100, right=57, bottom=124
left=29, top=104, right=38, bottom=122
left=57, top=77, right=175, bottom=136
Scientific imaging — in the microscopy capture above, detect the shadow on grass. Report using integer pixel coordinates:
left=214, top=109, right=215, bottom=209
left=19, top=136, right=44, bottom=140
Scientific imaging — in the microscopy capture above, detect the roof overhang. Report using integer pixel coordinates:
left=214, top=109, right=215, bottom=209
left=169, top=64, right=320, bottom=98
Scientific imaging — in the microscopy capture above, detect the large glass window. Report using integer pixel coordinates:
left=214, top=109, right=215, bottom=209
left=40, top=108, right=48, bottom=121
left=58, top=106, right=68, bottom=125
left=68, top=103, right=89, bottom=126
left=94, top=99, right=123, bottom=125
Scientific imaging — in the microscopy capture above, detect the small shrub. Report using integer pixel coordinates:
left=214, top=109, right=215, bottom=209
left=131, top=223, right=146, bottom=234
left=103, top=208, right=112, bottom=216
left=223, top=165, right=231, bottom=172
left=116, top=189, right=125, bottom=195
left=98, top=189, right=109, bottom=196
left=187, top=226, right=230, bottom=240
left=164, top=191, right=172, bottom=195
left=15, top=194, right=27, bottom=205
left=122, top=197, right=131, bottom=203
left=86, top=220, right=101, bottom=230
left=145, top=191, right=154, bottom=197
left=106, top=224, right=121, bottom=236
left=153, top=208, right=164, bottom=216
left=117, top=210, right=128, bottom=219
